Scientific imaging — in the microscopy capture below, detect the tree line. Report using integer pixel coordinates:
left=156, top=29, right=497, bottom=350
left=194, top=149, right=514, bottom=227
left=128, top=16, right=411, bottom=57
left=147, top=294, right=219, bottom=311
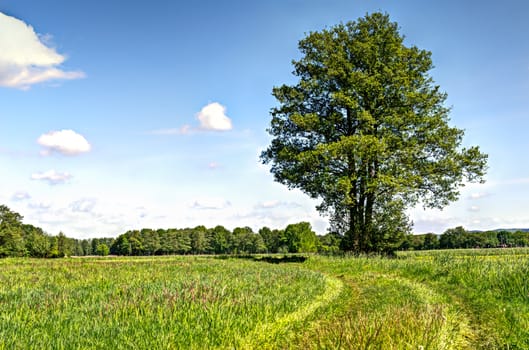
left=0, top=205, right=341, bottom=258
left=399, top=226, right=529, bottom=251
left=4, top=204, right=529, bottom=258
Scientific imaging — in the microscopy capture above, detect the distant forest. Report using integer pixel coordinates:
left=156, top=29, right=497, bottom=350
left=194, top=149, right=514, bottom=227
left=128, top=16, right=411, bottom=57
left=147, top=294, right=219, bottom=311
left=0, top=205, right=339, bottom=257
left=1, top=205, right=529, bottom=258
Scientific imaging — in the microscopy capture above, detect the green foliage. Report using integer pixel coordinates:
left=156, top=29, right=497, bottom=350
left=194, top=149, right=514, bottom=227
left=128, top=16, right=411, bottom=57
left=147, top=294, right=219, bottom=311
left=57, top=232, right=73, bottom=257
left=398, top=227, right=529, bottom=251
left=232, top=226, right=265, bottom=254
left=261, top=12, right=487, bottom=253
left=141, top=228, right=161, bottom=255
left=95, top=243, right=110, bottom=256
left=282, top=222, right=318, bottom=253
left=258, top=226, right=283, bottom=253
left=317, top=232, right=342, bottom=254
left=110, top=225, right=274, bottom=256
left=0, top=205, right=121, bottom=258
left=211, top=225, right=233, bottom=254
left=23, top=225, right=51, bottom=258
left=0, top=205, right=25, bottom=257
left=0, top=225, right=25, bottom=257
left=47, top=236, right=64, bottom=258
left=190, top=225, right=209, bottom=254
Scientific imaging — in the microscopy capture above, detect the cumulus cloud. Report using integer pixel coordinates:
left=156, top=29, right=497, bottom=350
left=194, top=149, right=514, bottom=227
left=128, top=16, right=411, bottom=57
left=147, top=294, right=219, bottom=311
left=196, top=102, right=232, bottom=131
left=191, top=198, right=231, bottom=210
left=31, top=170, right=72, bottom=185
left=150, top=103, right=233, bottom=136
left=0, top=12, right=84, bottom=89
left=38, top=129, right=91, bottom=156
left=12, top=191, right=30, bottom=201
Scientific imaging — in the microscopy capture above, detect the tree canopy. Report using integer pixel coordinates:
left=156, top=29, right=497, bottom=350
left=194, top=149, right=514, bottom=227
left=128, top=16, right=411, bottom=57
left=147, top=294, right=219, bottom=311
left=261, top=12, right=487, bottom=253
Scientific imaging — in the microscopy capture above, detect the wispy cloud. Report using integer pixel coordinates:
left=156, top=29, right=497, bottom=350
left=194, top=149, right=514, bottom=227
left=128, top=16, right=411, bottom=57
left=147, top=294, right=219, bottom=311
left=255, top=200, right=302, bottom=209
left=208, top=162, right=221, bottom=170
left=28, top=201, right=52, bottom=210
left=31, top=170, right=72, bottom=185
left=468, top=192, right=491, bottom=200
left=149, top=125, right=192, bottom=135
left=232, top=201, right=322, bottom=233
left=191, top=198, right=231, bottom=210
left=70, top=198, right=97, bottom=213
left=11, top=191, right=30, bottom=201
left=0, top=12, right=84, bottom=89
left=38, top=129, right=91, bottom=156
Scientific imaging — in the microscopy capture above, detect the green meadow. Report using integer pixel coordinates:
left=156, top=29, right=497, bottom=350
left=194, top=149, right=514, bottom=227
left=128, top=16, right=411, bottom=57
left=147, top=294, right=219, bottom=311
left=1, top=250, right=529, bottom=349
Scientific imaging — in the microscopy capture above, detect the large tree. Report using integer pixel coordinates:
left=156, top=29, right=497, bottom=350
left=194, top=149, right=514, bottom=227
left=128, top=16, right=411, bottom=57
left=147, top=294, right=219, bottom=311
left=261, top=13, right=487, bottom=253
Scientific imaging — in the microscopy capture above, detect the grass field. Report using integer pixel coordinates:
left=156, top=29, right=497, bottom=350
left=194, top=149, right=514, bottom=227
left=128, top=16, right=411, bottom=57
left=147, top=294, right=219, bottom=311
left=1, top=250, right=528, bottom=349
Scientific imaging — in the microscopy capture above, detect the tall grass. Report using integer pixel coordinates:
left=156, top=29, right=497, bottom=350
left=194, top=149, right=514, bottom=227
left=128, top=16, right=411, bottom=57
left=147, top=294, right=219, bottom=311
left=297, top=250, right=529, bottom=349
left=1, top=250, right=528, bottom=349
left=0, top=256, right=326, bottom=349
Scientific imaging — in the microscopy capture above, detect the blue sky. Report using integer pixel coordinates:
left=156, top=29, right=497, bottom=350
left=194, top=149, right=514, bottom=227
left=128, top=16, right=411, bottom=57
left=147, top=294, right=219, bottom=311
left=1, top=0, right=528, bottom=238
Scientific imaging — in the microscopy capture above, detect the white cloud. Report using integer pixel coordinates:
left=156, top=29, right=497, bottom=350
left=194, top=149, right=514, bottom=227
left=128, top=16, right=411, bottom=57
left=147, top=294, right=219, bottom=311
left=12, top=191, right=30, bottom=201
left=70, top=198, right=97, bottom=213
left=469, top=205, right=480, bottom=212
left=468, top=192, right=491, bottom=200
left=208, top=162, right=221, bottom=170
left=255, top=200, right=302, bottom=209
left=191, top=198, right=231, bottom=210
left=29, top=201, right=52, bottom=210
left=196, top=102, right=233, bottom=131
left=0, top=12, right=84, bottom=89
left=259, top=200, right=281, bottom=209
left=149, top=125, right=192, bottom=135
left=150, top=103, right=232, bottom=136
left=38, top=129, right=91, bottom=156
left=31, top=170, right=72, bottom=185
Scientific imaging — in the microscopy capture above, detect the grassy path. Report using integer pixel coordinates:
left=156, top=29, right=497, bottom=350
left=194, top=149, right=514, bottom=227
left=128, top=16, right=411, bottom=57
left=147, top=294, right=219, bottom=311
left=293, top=259, right=475, bottom=349
left=239, top=274, right=343, bottom=349
left=290, top=252, right=529, bottom=349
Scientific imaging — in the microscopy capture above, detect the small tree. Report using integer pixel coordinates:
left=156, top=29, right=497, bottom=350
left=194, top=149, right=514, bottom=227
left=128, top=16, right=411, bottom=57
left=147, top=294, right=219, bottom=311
left=211, top=225, right=233, bottom=254
left=96, top=243, right=110, bottom=256
left=440, top=226, right=467, bottom=249
left=0, top=205, right=26, bottom=257
left=282, top=222, right=318, bottom=253
left=258, top=227, right=283, bottom=253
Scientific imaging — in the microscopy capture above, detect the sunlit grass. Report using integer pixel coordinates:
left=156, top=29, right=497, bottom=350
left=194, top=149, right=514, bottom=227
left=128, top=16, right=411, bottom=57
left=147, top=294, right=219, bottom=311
left=297, top=250, right=529, bottom=349
left=0, top=256, right=326, bottom=349
left=1, top=250, right=529, bottom=349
